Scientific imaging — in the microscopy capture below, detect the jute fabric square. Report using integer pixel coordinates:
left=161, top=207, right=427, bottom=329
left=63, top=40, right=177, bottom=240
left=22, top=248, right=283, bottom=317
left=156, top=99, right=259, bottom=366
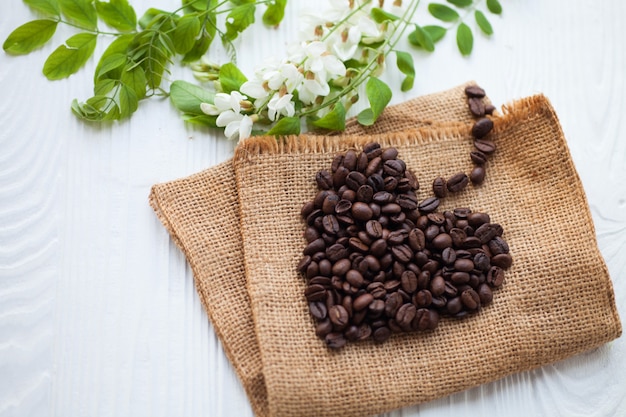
left=231, top=94, right=621, bottom=417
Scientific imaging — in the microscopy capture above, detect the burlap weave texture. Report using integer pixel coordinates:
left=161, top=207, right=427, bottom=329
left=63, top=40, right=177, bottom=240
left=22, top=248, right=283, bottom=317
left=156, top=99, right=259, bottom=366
left=149, top=83, right=479, bottom=416
left=232, top=95, right=621, bottom=416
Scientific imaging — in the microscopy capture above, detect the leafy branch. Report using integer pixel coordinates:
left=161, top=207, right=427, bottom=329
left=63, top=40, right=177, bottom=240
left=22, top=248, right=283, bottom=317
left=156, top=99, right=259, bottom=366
left=3, top=0, right=288, bottom=121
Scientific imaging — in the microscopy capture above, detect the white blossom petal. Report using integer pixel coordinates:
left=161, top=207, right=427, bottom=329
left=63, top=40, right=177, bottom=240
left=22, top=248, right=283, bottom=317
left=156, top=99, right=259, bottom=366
left=237, top=115, right=253, bottom=141
left=240, top=80, right=268, bottom=100
left=200, top=102, right=220, bottom=116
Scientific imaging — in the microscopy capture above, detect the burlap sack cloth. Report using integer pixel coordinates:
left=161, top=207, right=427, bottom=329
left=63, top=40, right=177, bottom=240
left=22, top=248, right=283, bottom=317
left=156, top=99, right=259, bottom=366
left=150, top=84, right=621, bottom=416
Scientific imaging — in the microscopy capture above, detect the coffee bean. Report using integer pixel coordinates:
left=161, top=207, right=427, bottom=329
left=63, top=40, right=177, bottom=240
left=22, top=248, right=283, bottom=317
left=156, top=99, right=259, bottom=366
left=472, top=117, right=494, bottom=139
left=367, top=282, right=386, bottom=299
left=396, top=193, right=418, bottom=210
left=367, top=173, right=385, bottom=192
left=381, top=147, right=398, bottom=160
left=474, top=139, right=496, bottom=154
left=345, top=270, right=365, bottom=288
left=353, top=293, right=374, bottom=311
left=491, top=253, right=513, bottom=269
left=408, top=228, right=426, bottom=251
left=332, top=166, right=350, bottom=188
left=343, top=150, right=357, bottom=171
left=391, top=244, right=413, bottom=263
left=318, top=259, right=332, bottom=276
left=432, top=177, right=447, bottom=198
left=467, top=212, right=490, bottom=227
left=396, top=303, right=417, bottom=330
left=305, top=284, right=326, bottom=302
left=309, top=301, right=328, bottom=320
left=331, top=154, right=344, bottom=173
left=365, top=156, right=383, bottom=177
left=351, top=202, right=373, bottom=221
left=401, top=270, right=418, bottom=293
left=470, top=166, right=486, bottom=184
left=370, top=239, right=387, bottom=256
left=473, top=252, right=491, bottom=272
left=322, top=215, right=340, bottom=235
left=363, top=142, right=382, bottom=159
left=316, top=170, right=333, bottom=190
left=468, top=97, right=486, bottom=117
left=368, top=299, right=385, bottom=317
left=326, top=243, right=348, bottom=262
left=414, top=290, right=432, bottom=307
left=346, top=171, right=367, bottom=191
left=432, top=233, right=453, bottom=250
left=487, top=266, right=504, bottom=287
left=465, top=85, right=486, bottom=98
left=381, top=203, right=402, bottom=214
left=405, top=169, right=420, bottom=190
left=328, top=305, right=349, bottom=329
left=485, top=104, right=496, bottom=115
left=364, top=220, right=383, bottom=239
left=474, top=223, right=499, bottom=244
left=348, top=237, right=369, bottom=252
left=384, top=176, right=398, bottom=191
left=414, top=308, right=439, bottom=330
left=488, top=236, right=509, bottom=255
left=441, top=247, right=457, bottom=265
left=454, top=258, right=474, bottom=272
left=470, top=150, right=488, bottom=166
left=418, top=197, right=440, bottom=213
left=461, top=289, right=480, bottom=310
left=372, top=326, right=391, bottom=343
left=301, top=201, right=315, bottom=218
left=303, top=238, right=325, bottom=256
left=325, top=332, right=347, bottom=349
left=478, top=283, right=493, bottom=305
left=387, top=229, right=408, bottom=245
left=451, top=271, right=470, bottom=285
left=447, top=172, right=469, bottom=193
left=383, top=159, right=406, bottom=177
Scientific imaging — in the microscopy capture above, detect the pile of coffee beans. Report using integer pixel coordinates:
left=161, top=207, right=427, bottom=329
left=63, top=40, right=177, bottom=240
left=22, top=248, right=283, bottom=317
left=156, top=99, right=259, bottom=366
left=298, top=85, right=512, bottom=349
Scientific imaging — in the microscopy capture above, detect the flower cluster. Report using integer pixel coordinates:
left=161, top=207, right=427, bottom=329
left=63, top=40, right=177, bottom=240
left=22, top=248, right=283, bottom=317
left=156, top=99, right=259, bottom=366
left=199, top=0, right=403, bottom=141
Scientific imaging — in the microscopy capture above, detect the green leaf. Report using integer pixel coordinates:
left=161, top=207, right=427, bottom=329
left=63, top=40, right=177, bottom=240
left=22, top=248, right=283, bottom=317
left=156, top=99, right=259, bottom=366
left=95, top=0, right=137, bottom=32
left=182, top=26, right=216, bottom=62
left=357, top=77, right=392, bottom=126
left=446, top=0, right=472, bottom=7
left=170, top=80, right=215, bottom=114
left=224, top=3, right=256, bottom=41
left=3, top=20, right=58, bottom=55
left=173, top=14, right=201, bottom=54
left=263, top=0, right=286, bottom=26
left=128, top=30, right=173, bottom=90
left=428, top=3, right=459, bottom=22
left=94, top=78, right=117, bottom=95
left=59, top=0, right=98, bottom=30
left=311, top=102, right=346, bottom=131
left=267, top=116, right=300, bottom=136
left=456, top=22, right=473, bottom=55
left=43, top=33, right=97, bottom=80
left=120, top=65, right=147, bottom=99
left=95, top=53, right=126, bottom=79
left=394, top=51, right=415, bottom=92
left=117, top=83, right=138, bottom=118
left=93, top=33, right=133, bottom=83
left=408, top=24, right=434, bottom=52
left=180, top=113, right=217, bottom=127
left=138, top=7, right=167, bottom=29
left=219, top=63, right=247, bottom=94
left=182, top=0, right=208, bottom=13
left=486, top=0, right=502, bottom=14
left=424, top=25, right=447, bottom=43
left=474, top=10, right=493, bottom=35
left=370, top=7, right=399, bottom=23
left=24, top=0, right=60, bottom=16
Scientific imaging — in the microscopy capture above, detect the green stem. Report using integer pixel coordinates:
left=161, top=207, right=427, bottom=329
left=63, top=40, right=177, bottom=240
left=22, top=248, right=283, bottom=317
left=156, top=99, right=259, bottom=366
left=57, top=19, right=129, bottom=36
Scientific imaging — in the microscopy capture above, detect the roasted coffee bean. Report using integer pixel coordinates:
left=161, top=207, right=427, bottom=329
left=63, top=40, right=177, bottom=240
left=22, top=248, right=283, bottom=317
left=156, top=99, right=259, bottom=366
left=425, top=224, right=440, bottom=242
left=383, top=159, right=406, bottom=177
left=372, top=326, right=391, bottom=343
left=328, top=305, right=349, bottom=329
left=356, top=151, right=369, bottom=172
left=462, top=236, right=482, bottom=249
left=353, top=293, right=374, bottom=311
left=384, top=176, right=398, bottom=191
left=344, top=325, right=359, bottom=341
left=341, top=189, right=356, bottom=202
left=368, top=299, right=385, bottom=316
left=461, top=289, right=480, bottom=310
left=474, top=223, right=499, bottom=244
left=446, top=296, right=463, bottom=315
left=370, top=239, right=387, bottom=256
left=396, top=303, right=417, bottom=330
left=405, top=169, right=420, bottom=190
left=367, top=282, right=386, bottom=299
left=447, top=172, right=469, bottom=193
left=432, top=177, right=447, bottom=198
left=305, top=284, right=327, bottom=302
left=309, top=276, right=331, bottom=287
left=432, top=233, right=453, bottom=250
left=364, top=154, right=382, bottom=175
left=384, top=292, right=403, bottom=317
left=451, top=271, right=470, bottom=285
left=396, top=178, right=412, bottom=193
left=441, top=247, right=457, bottom=265
left=318, top=259, right=332, bottom=276
left=487, top=266, right=505, bottom=287
left=478, top=283, right=493, bottom=305
left=346, top=171, right=367, bottom=191
left=306, top=262, right=319, bottom=279
left=408, top=228, right=426, bottom=251
left=322, top=215, right=340, bottom=235
left=470, top=150, right=488, bottom=166
left=309, top=301, right=328, bottom=320
left=331, top=154, right=344, bottom=173
left=472, top=117, right=494, bottom=139
left=316, top=169, right=333, bottom=190
left=351, top=202, right=373, bottom=221
left=372, top=191, right=394, bottom=205
left=485, top=104, right=496, bottom=115
left=365, top=220, right=383, bottom=239
left=367, top=173, right=385, bottom=192
left=326, top=243, right=348, bottom=262
left=382, top=203, right=402, bottom=214
left=322, top=193, right=340, bottom=214
left=316, top=319, right=333, bottom=338
left=470, top=166, right=486, bottom=185
left=363, top=142, right=382, bottom=159
left=381, top=147, right=399, bottom=160
left=418, top=197, right=440, bottom=213
left=453, top=208, right=471, bottom=219
left=356, top=185, right=374, bottom=203
left=401, top=270, right=418, bottom=293
left=391, top=244, right=413, bottom=263
left=465, top=85, right=486, bottom=98
left=414, top=308, right=439, bottom=330
left=491, top=253, right=513, bottom=269
left=297, top=256, right=312, bottom=274
left=468, top=97, right=486, bottom=117
left=427, top=212, right=445, bottom=225
left=334, top=199, right=352, bottom=215
left=397, top=193, right=418, bottom=210
left=454, top=258, right=475, bottom=272
left=345, top=270, right=365, bottom=288
left=348, top=237, right=369, bottom=252
left=332, top=166, right=350, bottom=187
left=414, top=290, right=432, bottom=307
left=473, top=252, right=491, bottom=272
left=467, top=212, right=490, bottom=227
left=488, top=236, right=509, bottom=255
left=449, top=228, right=467, bottom=247
left=474, top=139, right=496, bottom=154
left=303, top=238, right=325, bottom=256
left=325, top=332, right=347, bottom=349
left=301, top=201, right=315, bottom=218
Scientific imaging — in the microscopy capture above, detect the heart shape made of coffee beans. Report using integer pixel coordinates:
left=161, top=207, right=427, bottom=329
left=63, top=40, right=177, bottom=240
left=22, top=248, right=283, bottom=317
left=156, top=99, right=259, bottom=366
left=298, top=143, right=512, bottom=349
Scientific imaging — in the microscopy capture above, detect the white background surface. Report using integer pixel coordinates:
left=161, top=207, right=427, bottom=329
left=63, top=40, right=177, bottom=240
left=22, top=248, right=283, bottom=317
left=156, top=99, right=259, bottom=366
left=1, top=1, right=625, bottom=416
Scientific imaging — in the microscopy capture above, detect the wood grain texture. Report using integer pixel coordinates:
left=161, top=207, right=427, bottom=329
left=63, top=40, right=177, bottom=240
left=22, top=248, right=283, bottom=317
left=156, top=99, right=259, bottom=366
left=0, top=1, right=624, bottom=416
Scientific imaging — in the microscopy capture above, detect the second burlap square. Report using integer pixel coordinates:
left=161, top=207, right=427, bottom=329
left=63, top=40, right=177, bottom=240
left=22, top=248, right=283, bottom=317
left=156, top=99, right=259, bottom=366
left=232, top=95, right=621, bottom=416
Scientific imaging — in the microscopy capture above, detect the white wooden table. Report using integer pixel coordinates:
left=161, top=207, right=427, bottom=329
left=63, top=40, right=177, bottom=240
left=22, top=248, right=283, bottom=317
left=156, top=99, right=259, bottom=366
left=1, top=1, right=625, bottom=416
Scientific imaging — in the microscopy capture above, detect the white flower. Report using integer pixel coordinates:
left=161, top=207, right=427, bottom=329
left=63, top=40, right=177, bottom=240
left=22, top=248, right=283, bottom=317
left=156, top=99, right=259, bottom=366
left=358, top=15, right=386, bottom=44
left=216, top=111, right=253, bottom=142
left=329, top=24, right=361, bottom=61
left=298, top=75, right=331, bottom=104
left=289, top=41, right=346, bottom=82
left=200, top=91, right=247, bottom=116
left=265, top=63, right=303, bottom=92
left=267, top=93, right=295, bottom=121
